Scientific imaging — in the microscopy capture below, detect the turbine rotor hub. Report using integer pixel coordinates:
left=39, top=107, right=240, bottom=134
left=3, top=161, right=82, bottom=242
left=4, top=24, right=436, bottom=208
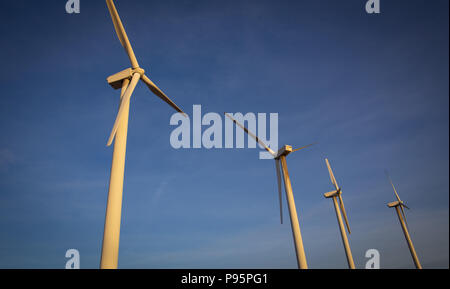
left=132, top=67, right=145, bottom=75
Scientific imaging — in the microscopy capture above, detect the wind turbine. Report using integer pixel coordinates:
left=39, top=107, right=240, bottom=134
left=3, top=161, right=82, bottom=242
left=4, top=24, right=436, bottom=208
left=385, top=171, right=422, bottom=269
left=100, top=0, right=186, bottom=269
left=225, top=113, right=315, bottom=269
left=323, top=159, right=355, bottom=269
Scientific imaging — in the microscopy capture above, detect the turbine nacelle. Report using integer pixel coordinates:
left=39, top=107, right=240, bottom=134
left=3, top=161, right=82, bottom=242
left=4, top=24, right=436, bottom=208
left=387, top=200, right=409, bottom=209
left=107, top=67, right=146, bottom=90
left=387, top=201, right=402, bottom=208
left=274, top=145, right=293, bottom=159
left=324, top=189, right=341, bottom=199
left=273, top=143, right=318, bottom=159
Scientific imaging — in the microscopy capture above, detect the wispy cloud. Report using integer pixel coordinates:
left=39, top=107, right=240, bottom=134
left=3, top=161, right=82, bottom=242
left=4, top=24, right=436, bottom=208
left=0, top=149, right=16, bottom=172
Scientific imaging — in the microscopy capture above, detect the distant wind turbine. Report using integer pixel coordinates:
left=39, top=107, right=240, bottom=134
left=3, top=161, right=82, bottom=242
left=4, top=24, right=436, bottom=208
left=100, top=0, right=186, bottom=269
left=323, top=159, right=355, bottom=269
left=225, top=113, right=316, bottom=269
left=385, top=171, right=422, bottom=269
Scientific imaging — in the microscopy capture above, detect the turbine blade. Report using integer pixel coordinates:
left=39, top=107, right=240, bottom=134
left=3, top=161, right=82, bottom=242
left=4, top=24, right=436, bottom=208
left=275, top=159, right=283, bottom=224
left=106, top=0, right=125, bottom=47
left=107, top=73, right=141, bottom=146
left=292, top=142, right=318, bottom=152
left=325, top=158, right=339, bottom=190
left=106, top=0, right=139, bottom=68
left=120, top=78, right=130, bottom=99
left=400, top=205, right=410, bottom=231
left=141, top=74, right=186, bottom=115
left=385, top=170, right=402, bottom=203
left=338, top=194, right=351, bottom=234
left=224, top=113, right=275, bottom=156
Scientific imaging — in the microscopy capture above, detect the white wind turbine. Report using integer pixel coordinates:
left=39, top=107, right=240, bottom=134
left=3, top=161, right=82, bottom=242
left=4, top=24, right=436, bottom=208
left=225, top=113, right=315, bottom=269
left=100, top=0, right=186, bottom=269
left=385, top=171, right=422, bottom=269
left=323, top=158, right=355, bottom=269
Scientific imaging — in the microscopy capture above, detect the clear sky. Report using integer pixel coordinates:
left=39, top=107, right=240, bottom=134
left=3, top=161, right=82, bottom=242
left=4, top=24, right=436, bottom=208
left=0, top=0, right=448, bottom=269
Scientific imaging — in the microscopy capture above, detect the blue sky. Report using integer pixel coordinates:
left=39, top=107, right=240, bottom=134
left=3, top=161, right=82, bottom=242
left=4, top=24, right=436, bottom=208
left=0, top=0, right=448, bottom=268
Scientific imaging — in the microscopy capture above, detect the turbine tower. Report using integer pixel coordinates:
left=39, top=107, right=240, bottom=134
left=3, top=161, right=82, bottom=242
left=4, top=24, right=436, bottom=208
left=225, top=113, right=315, bottom=269
left=101, top=0, right=186, bottom=269
left=323, top=159, right=355, bottom=269
left=385, top=171, right=422, bottom=269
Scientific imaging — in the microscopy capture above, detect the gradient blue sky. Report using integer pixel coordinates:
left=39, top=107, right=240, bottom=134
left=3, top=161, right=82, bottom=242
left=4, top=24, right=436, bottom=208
left=0, top=0, right=448, bottom=269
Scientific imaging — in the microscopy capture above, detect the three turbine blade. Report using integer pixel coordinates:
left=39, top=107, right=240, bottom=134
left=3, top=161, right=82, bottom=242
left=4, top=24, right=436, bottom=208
left=105, top=0, right=186, bottom=146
